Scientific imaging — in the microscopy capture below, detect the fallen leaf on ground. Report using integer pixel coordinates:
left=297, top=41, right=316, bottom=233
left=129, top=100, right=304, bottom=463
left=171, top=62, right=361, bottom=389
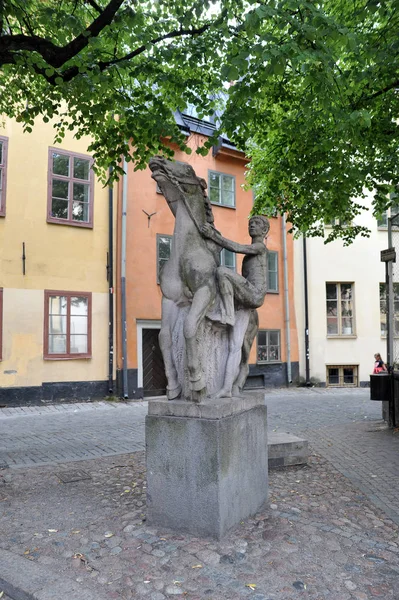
left=0, top=590, right=4, bottom=598
left=104, top=532, right=114, bottom=538
left=71, top=530, right=80, bottom=534
left=246, top=583, right=257, bottom=590
left=191, top=564, right=202, bottom=569
left=48, top=529, right=58, bottom=533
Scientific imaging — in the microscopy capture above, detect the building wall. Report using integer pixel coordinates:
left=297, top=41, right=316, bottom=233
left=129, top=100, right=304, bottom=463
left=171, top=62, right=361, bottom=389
left=294, top=195, right=388, bottom=386
left=118, top=135, right=298, bottom=396
left=0, top=118, right=110, bottom=403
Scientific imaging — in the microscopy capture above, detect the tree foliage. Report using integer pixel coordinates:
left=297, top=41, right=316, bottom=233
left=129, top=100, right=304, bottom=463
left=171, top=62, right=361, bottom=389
left=1, top=1, right=398, bottom=242
left=220, top=0, right=399, bottom=243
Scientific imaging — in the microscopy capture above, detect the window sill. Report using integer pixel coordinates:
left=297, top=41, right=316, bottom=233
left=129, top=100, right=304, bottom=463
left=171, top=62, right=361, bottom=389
left=47, top=217, right=93, bottom=229
left=210, top=202, right=236, bottom=210
left=327, top=335, right=357, bottom=339
left=257, top=361, right=282, bottom=365
left=44, top=355, right=92, bottom=360
left=267, top=289, right=279, bottom=294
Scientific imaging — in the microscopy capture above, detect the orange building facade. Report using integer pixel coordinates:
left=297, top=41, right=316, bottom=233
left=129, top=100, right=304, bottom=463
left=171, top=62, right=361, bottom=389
left=115, top=116, right=299, bottom=398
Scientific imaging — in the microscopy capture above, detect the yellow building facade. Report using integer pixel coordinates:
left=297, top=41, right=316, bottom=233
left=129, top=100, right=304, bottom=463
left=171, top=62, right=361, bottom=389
left=0, top=118, right=113, bottom=404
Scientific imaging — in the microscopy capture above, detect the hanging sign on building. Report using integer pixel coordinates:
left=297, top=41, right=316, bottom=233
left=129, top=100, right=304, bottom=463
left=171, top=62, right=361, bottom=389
left=381, top=247, right=396, bottom=263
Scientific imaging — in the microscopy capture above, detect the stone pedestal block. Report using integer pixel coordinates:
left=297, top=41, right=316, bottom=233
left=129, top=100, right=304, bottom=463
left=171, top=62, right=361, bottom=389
left=146, top=394, right=268, bottom=539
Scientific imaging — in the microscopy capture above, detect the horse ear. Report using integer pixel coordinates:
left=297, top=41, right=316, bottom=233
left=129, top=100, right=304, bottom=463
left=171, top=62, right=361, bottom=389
left=198, top=177, right=207, bottom=190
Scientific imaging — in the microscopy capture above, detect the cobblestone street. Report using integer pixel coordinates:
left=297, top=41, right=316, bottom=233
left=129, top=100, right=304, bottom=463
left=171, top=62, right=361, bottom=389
left=1, top=389, right=399, bottom=600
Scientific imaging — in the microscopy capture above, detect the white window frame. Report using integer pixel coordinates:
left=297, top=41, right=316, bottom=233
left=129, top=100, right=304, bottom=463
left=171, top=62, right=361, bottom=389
left=208, top=170, right=235, bottom=208
left=326, top=282, right=356, bottom=337
left=157, top=234, right=172, bottom=283
left=267, top=250, right=278, bottom=293
left=380, top=282, right=399, bottom=337
left=220, top=248, right=236, bottom=271
left=326, top=364, right=358, bottom=387
left=257, top=329, right=281, bottom=363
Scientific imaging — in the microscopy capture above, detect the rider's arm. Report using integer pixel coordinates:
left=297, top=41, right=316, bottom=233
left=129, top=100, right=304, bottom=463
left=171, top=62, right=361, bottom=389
left=201, top=225, right=261, bottom=255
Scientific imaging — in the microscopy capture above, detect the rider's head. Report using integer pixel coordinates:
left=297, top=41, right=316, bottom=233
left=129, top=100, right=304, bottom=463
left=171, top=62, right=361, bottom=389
left=248, top=215, right=270, bottom=239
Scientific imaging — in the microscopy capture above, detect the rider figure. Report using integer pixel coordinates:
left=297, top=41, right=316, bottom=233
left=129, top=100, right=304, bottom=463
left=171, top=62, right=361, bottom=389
left=201, top=215, right=270, bottom=326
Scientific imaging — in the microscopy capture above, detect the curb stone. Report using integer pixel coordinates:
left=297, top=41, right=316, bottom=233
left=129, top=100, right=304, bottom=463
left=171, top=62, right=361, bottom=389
left=0, top=549, right=109, bottom=600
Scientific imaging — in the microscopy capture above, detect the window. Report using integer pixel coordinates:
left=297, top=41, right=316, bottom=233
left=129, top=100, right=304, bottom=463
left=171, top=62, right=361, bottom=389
left=0, top=136, right=8, bottom=217
left=377, top=203, right=399, bottom=229
left=380, top=282, right=399, bottom=337
left=208, top=171, right=235, bottom=207
left=47, top=148, right=93, bottom=227
left=157, top=234, right=172, bottom=282
left=326, top=283, right=355, bottom=336
left=326, top=365, right=358, bottom=387
left=220, top=249, right=236, bottom=270
left=267, top=251, right=278, bottom=293
left=44, top=291, right=91, bottom=359
left=257, top=330, right=280, bottom=363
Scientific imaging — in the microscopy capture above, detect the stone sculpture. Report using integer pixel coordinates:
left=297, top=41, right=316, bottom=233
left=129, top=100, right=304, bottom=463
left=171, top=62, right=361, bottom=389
left=149, top=156, right=269, bottom=402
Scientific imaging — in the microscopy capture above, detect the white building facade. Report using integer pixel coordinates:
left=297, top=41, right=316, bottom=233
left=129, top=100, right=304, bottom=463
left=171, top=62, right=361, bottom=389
left=294, top=196, right=394, bottom=387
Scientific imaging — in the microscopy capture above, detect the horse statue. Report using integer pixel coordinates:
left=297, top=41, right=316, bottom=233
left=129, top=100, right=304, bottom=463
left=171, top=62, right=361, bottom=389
left=149, top=156, right=263, bottom=403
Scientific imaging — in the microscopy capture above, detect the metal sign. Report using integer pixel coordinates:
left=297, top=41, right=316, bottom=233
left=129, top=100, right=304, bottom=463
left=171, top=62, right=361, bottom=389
left=381, top=247, right=396, bottom=263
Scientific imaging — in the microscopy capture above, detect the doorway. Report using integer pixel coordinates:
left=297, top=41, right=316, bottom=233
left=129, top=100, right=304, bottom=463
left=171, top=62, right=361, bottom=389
left=142, top=328, right=167, bottom=396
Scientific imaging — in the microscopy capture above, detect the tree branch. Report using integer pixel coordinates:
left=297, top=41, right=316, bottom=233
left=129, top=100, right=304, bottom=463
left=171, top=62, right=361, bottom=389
left=0, top=0, right=125, bottom=68
left=48, top=17, right=223, bottom=84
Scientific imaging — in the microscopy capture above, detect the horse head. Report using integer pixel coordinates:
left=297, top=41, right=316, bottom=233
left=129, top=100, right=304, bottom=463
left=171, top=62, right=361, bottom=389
left=149, top=156, right=214, bottom=224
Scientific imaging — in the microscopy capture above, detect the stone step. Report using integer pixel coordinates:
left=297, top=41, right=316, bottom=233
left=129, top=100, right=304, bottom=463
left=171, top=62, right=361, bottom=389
left=268, top=432, right=308, bottom=468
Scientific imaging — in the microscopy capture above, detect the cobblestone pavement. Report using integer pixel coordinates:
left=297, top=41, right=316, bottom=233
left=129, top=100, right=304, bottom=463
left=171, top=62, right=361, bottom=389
left=2, top=388, right=399, bottom=529
left=1, top=450, right=399, bottom=600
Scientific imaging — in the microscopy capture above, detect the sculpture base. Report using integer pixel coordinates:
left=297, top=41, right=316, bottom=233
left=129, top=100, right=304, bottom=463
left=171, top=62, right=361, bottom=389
left=146, top=394, right=268, bottom=539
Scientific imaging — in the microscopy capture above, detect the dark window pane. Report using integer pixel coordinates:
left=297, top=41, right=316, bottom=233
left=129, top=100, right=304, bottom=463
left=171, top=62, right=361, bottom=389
left=326, top=283, right=337, bottom=300
left=269, top=346, right=279, bottom=361
left=222, top=249, right=235, bottom=269
left=258, top=331, right=266, bottom=346
left=269, top=331, right=279, bottom=345
left=328, top=368, right=339, bottom=384
left=222, top=175, right=234, bottom=191
left=52, top=179, right=69, bottom=199
left=268, top=271, right=278, bottom=292
left=53, top=153, right=69, bottom=176
left=343, top=368, right=354, bottom=384
left=257, top=346, right=268, bottom=362
left=73, top=157, right=90, bottom=180
left=340, top=283, right=352, bottom=300
left=51, top=198, right=68, bottom=219
left=209, top=187, right=220, bottom=203
left=0, top=141, right=3, bottom=165
left=209, top=172, right=220, bottom=189
left=158, top=237, right=172, bottom=260
left=73, top=182, right=89, bottom=203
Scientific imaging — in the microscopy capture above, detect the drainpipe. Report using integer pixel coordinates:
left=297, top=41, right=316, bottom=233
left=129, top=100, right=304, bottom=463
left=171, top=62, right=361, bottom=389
left=108, top=167, right=114, bottom=394
left=282, top=214, right=292, bottom=384
left=121, top=159, right=129, bottom=399
left=303, top=236, right=311, bottom=385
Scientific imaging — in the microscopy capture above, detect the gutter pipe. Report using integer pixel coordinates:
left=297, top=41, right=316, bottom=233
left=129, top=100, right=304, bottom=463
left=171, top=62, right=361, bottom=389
left=282, top=214, right=292, bottom=384
left=121, top=159, right=129, bottom=399
left=303, top=236, right=311, bottom=385
left=108, top=167, right=114, bottom=394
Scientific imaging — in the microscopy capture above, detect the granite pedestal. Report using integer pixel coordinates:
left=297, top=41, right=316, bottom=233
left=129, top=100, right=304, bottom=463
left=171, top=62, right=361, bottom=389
left=146, top=394, right=268, bottom=539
